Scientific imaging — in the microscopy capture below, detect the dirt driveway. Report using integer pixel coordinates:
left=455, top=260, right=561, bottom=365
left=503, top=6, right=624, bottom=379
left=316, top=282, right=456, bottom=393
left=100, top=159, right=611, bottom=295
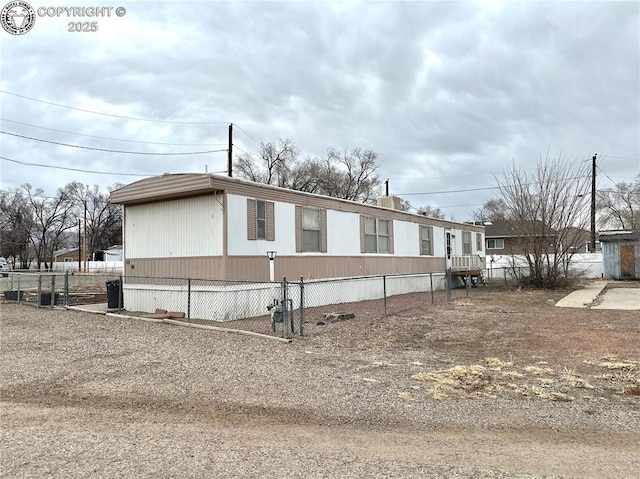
left=1, top=288, right=639, bottom=478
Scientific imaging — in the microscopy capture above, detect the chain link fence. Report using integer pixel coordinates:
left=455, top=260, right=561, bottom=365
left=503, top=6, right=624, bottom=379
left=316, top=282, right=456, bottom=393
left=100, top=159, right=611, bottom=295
left=2, top=272, right=114, bottom=307
left=2, top=270, right=488, bottom=339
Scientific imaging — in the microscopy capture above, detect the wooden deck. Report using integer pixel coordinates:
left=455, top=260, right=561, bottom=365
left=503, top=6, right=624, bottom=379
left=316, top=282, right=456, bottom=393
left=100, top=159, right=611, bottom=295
left=450, top=255, right=485, bottom=287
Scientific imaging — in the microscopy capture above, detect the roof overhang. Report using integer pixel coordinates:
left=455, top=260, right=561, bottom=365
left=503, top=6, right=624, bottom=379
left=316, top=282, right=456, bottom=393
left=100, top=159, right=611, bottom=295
left=110, top=174, right=222, bottom=205
left=599, top=230, right=640, bottom=242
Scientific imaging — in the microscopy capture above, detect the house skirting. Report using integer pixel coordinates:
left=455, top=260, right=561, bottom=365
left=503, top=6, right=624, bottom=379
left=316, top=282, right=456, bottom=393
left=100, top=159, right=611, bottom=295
left=122, top=273, right=449, bottom=322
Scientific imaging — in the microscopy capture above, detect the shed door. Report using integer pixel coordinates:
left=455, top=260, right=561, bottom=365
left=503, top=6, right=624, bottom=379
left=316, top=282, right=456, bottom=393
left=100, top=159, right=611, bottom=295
left=620, top=244, right=635, bottom=279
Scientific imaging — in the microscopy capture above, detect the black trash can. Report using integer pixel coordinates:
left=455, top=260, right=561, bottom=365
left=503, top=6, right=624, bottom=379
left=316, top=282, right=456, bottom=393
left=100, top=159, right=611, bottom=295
left=39, top=292, right=59, bottom=306
left=106, top=279, right=123, bottom=309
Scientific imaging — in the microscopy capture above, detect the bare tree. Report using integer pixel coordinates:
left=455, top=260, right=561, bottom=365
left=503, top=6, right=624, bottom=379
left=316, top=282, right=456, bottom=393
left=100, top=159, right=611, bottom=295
left=597, top=175, right=640, bottom=230
left=234, top=138, right=299, bottom=187
left=319, top=148, right=382, bottom=202
left=234, top=140, right=383, bottom=203
left=472, top=199, right=509, bottom=223
left=66, top=182, right=123, bottom=258
left=416, top=205, right=446, bottom=219
left=0, top=188, right=34, bottom=268
left=22, top=184, right=76, bottom=270
left=497, top=156, right=591, bottom=288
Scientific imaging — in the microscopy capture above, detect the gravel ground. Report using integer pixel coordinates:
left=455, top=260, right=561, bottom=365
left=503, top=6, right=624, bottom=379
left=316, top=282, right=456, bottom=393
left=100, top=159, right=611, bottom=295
left=1, top=289, right=639, bottom=478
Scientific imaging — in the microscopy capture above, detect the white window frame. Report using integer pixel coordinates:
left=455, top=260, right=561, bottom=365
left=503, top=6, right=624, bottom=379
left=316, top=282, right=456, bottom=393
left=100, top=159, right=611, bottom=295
left=487, top=238, right=505, bottom=250
left=462, top=231, right=472, bottom=255
left=302, top=207, right=321, bottom=253
left=364, top=217, right=390, bottom=253
left=420, top=226, right=432, bottom=256
left=256, top=200, right=266, bottom=240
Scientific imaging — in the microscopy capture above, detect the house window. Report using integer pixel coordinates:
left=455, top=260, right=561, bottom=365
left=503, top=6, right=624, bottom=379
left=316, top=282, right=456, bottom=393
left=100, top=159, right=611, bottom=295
left=420, top=226, right=433, bottom=255
left=247, top=198, right=275, bottom=241
left=462, top=231, right=472, bottom=254
left=302, top=208, right=321, bottom=252
left=476, top=232, right=483, bottom=252
left=363, top=217, right=392, bottom=253
left=487, top=238, right=504, bottom=250
left=64, top=257, right=73, bottom=262
left=256, top=200, right=266, bottom=239
left=295, top=206, right=327, bottom=253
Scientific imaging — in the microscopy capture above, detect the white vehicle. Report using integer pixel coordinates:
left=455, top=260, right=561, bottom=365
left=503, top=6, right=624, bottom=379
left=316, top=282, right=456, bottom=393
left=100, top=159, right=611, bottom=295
left=0, top=257, right=11, bottom=277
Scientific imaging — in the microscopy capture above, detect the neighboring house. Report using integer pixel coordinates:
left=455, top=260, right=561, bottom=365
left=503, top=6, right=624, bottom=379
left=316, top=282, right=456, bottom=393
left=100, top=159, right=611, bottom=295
left=563, top=227, right=601, bottom=253
left=94, top=245, right=123, bottom=261
left=109, top=174, right=486, bottom=282
left=53, top=247, right=81, bottom=263
left=484, top=221, right=552, bottom=255
left=54, top=245, right=123, bottom=263
left=599, top=230, right=640, bottom=280
left=484, top=221, right=598, bottom=255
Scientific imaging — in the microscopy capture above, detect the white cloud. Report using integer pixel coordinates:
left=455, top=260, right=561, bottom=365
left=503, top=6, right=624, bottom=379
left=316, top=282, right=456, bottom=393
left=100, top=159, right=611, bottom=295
left=1, top=0, right=638, bottom=218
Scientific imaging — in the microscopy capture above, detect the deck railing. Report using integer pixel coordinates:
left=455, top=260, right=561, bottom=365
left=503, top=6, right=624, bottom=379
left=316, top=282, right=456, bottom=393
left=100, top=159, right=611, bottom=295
left=451, top=254, right=483, bottom=271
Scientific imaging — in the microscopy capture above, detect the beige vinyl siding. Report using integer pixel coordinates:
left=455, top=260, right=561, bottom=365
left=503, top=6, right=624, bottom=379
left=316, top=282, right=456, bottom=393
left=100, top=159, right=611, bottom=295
left=125, top=195, right=222, bottom=258
left=266, top=201, right=275, bottom=241
left=126, top=254, right=452, bottom=281
left=247, top=199, right=256, bottom=240
left=295, top=206, right=303, bottom=253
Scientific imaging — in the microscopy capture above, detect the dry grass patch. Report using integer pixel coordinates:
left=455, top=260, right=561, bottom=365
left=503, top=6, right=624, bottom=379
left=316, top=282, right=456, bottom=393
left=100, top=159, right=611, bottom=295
left=406, top=356, right=640, bottom=402
left=411, top=364, right=499, bottom=399
left=523, top=365, right=555, bottom=376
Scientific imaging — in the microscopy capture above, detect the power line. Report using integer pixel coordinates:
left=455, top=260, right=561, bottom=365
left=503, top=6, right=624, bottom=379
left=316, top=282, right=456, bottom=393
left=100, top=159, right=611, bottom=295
left=233, top=144, right=260, bottom=159
left=396, top=175, right=590, bottom=196
left=600, top=154, right=640, bottom=162
left=233, top=123, right=263, bottom=146
left=1, top=156, right=151, bottom=177
left=0, top=89, right=230, bottom=125
left=399, top=185, right=498, bottom=196
left=596, top=164, right=618, bottom=186
left=2, top=131, right=228, bottom=155
left=1, top=118, right=227, bottom=146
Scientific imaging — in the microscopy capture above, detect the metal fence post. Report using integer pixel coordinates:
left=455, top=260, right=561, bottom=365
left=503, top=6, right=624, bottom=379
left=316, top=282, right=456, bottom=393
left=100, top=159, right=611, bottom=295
left=51, top=274, right=56, bottom=309
left=118, top=274, right=123, bottom=313
left=299, top=276, right=304, bottom=337
left=17, top=274, right=21, bottom=304
left=383, top=275, right=387, bottom=315
left=187, top=277, right=191, bottom=319
left=430, top=272, right=434, bottom=304
left=466, top=273, right=470, bottom=298
left=282, top=277, right=289, bottom=339
left=64, top=271, right=69, bottom=306
left=37, top=274, right=42, bottom=308
left=446, top=269, right=452, bottom=302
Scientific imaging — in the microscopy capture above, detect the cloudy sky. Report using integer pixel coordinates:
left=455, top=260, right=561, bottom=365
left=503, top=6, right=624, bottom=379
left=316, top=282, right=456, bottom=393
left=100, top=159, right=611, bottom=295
left=1, top=0, right=638, bottom=220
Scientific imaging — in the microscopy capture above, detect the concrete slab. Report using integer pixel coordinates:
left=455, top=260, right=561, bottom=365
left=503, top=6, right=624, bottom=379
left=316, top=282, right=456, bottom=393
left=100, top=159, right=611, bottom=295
left=555, top=281, right=607, bottom=308
left=67, top=303, right=109, bottom=314
left=592, top=289, right=640, bottom=310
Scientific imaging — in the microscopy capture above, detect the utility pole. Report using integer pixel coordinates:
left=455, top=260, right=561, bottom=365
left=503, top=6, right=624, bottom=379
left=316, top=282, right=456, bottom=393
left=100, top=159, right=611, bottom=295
left=228, top=123, right=233, bottom=177
left=591, top=153, right=597, bottom=253
left=77, top=219, right=81, bottom=272
left=83, top=199, right=87, bottom=273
